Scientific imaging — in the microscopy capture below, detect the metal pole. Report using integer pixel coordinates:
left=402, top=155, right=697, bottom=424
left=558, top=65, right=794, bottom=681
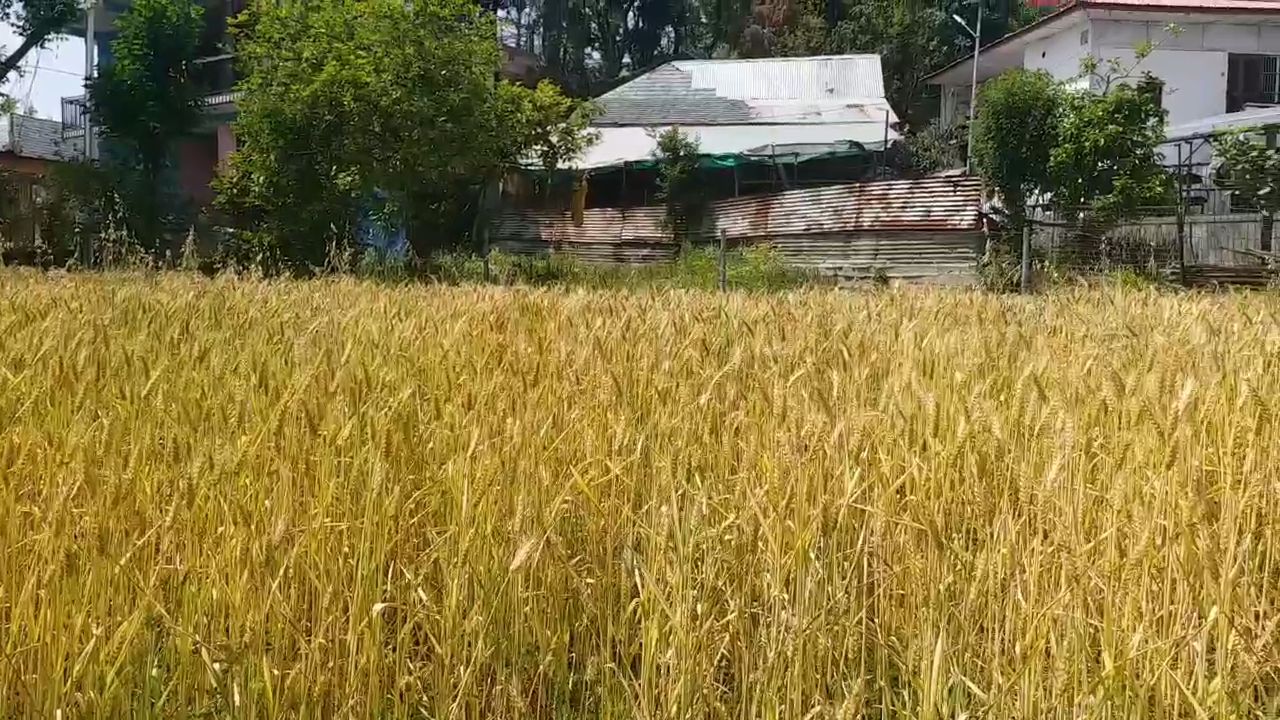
left=882, top=109, right=891, bottom=177
left=1020, top=210, right=1032, bottom=294
left=1176, top=142, right=1187, bottom=285
left=84, top=0, right=96, bottom=161
left=718, top=229, right=728, bottom=292
left=1264, top=129, right=1276, bottom=253
left=965, top=1, right=983, bottom=174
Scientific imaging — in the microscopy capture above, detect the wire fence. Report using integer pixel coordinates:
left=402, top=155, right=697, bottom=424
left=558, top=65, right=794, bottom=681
left=1027, top=191, right=1279, bottom=288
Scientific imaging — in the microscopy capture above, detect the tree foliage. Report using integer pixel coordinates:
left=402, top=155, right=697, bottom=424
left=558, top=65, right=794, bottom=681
left=974, top=58, right=1171, bottom=223
left=972, top=69, right=1061, bottom=220
left=516, top=0, right=1044, bottom=118
left=88, top=0, right=204, bottom=251
left=653, top=126, right=703, bottom=234
left=217, top=0, right=595, bottom=270
left=1210, top=130, right=1280, bottom=216
left=1049, top=81, right=1171, bottom=218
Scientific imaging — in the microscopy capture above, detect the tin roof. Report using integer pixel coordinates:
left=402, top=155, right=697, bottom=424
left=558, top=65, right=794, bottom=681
left=710, top=176, right=984, bottom=239
left=493, top=176, right=983, bottom=258
left=0, top=114, right=83, bottom=162
left=596, top=55, right=891, bottom=127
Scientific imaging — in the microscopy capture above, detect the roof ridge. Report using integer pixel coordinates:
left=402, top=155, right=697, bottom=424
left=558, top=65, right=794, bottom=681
left=674, top=54, right=883, bottom=64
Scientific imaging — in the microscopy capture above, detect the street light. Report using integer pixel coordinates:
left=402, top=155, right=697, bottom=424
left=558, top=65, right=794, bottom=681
left=952, top=3, right=983, bottom=174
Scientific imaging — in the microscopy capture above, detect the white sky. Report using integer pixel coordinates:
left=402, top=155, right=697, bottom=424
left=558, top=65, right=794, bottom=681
left=1, top=28, right=87, bottom=119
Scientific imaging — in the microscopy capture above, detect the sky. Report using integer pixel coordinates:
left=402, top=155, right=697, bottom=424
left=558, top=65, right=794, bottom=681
left=1, top=27, right=87, bottom=120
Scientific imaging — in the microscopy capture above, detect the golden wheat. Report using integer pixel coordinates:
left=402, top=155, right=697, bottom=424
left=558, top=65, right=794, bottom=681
left=0, top=271, right=1278, bottom=718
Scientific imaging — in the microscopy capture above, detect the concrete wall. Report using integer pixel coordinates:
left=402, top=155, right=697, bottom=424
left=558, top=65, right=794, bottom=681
left=1097, top=46, right=1228, bottom=126
left=1024, top=18, right=1091, bottom=82
left=1092, top=18, right=1280, bottom=126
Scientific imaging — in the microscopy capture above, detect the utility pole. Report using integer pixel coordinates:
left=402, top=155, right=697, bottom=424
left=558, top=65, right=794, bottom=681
left=83, top=0, right=96, bottom=162
left=952, top=2, right=984, bottom=174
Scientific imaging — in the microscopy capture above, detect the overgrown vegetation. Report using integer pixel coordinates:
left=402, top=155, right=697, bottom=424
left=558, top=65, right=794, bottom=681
left=1212, top=128, right=1280, bottom=216
left=82, top=0, right=205, bottom=257
left=2, top=274, right=1278, bottom=716
left=215, top=0, right=595, bottom=271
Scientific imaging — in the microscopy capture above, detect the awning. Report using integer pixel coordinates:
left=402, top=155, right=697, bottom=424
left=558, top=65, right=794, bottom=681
left=573, top=122, right=901, bottom=170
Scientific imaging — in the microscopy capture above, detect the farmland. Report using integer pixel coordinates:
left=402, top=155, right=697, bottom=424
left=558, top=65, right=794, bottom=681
left=1, top=272, right=1278, bottom=717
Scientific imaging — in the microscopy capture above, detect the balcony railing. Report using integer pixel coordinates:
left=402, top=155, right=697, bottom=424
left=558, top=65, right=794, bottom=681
left=60, top=55, right=241, bottom=139
left=61, top=96, right=87, bottom=136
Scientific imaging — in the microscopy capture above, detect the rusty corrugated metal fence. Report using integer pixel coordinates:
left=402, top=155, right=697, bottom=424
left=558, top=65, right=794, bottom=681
left=491, top=176, right=986, bottom=284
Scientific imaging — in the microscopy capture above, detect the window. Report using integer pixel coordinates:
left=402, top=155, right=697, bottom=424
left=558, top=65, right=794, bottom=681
left=1138, top=75, right=1164, bottom=111
left=1227, top=54, right=1280, bottom=112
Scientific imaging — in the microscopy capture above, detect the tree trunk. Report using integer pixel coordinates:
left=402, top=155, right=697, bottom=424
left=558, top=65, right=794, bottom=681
left=0, top=21, right=61, bottom=86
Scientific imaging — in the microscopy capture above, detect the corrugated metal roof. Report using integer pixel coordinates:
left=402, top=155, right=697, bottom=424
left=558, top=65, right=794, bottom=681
left=492, top=177, right=984, bottom=270
left=596, top=55, right=893, bottom=127
left=710, top=176, right=984, bottom=239
left=492, top=206, right=670, bottom=242
left=674, top=56, right=886, bottom=102
left=491, top=206, right=678, bottom=264
left=0, top=114, right=83, bottom=162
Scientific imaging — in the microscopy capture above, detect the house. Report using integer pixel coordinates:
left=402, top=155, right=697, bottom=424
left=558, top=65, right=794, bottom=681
left=1, top=114, right=83, bottom=247
left=61, top=0, right=545, bottom=210
left=1, top=113, right=82, bottom=176
left=926, top=0, right=1280, bottom=130
left=569, top=55, right=902, bottom=206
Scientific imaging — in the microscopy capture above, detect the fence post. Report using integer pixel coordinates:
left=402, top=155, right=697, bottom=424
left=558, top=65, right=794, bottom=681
left=1175, top=170, right=1187, bottom=286
left=1264, top=130, right=1277, bottom=254
left=1020, top=213, right=1032, bottom=294
left=718, top=230, right=728, bottom=292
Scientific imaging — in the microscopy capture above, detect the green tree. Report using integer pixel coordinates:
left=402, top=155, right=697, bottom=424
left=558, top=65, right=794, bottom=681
left=1212, top=129, right=1280, bottom=216
left=89, top=0, right=204, bottom=251
left=217, top=0, right=595, bottom=270
left=1048, top=80, right=1171, bottom=218
left=825, top=0, right=950, bottom=127
left=0, top=0, right=79, bottom=84
left=653, top=126, right=704, bottom=235
left=972, top=68, right=1062, bottom=223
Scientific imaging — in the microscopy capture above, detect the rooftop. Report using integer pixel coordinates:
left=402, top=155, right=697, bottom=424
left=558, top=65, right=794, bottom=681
left=596, top=55, right=893, bottom=127
left=0, top=114, right=83, bottom=162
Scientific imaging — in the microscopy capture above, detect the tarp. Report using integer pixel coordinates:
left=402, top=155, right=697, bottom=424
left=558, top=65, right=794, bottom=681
left=572, top=122, right=901, bottom=170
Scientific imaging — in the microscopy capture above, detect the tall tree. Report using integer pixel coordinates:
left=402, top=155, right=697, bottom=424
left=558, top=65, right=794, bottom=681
left=89, top=0, right=204, bottom=251
left=217, top=0, right=595, bottom=269
left=0, top=0, right=79, bottom=84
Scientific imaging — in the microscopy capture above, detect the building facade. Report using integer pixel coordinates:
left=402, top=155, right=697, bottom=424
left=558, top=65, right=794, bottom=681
left=927, top=0, right=1280, bottom=130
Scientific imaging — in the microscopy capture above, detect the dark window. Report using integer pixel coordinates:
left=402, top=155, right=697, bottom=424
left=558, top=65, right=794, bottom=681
left=1227, top=54, right=1280, bottom=112
left=1138, top=75, right=1164, bottom=111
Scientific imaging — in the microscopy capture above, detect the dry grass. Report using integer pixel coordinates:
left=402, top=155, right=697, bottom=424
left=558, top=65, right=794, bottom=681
left=1, top=272, right=1278, bottom=718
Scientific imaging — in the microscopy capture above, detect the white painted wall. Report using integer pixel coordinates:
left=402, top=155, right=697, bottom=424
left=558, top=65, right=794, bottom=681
left=1097, top=47, right=1228, bottom=126
left=1024, top=19, right=1091, bottom=81
left=935, top=13, right=1280, bottom=128
left=1092, top=19, right=1280, bottom=55
left=1091, top=18, right=1280, bottom=126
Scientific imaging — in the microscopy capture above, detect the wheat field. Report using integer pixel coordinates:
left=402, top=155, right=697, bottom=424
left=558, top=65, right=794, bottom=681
left=0, top=272, right=1278, bottom=718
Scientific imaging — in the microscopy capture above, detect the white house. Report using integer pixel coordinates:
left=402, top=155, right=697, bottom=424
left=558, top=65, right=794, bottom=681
left=926, top=0, right=1280, bottom=130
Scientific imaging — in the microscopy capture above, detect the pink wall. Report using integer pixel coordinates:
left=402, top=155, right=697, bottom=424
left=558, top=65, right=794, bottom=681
left=176, top=124, right=234, bottom=209
left=177, top=134, right=217, bottom=207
